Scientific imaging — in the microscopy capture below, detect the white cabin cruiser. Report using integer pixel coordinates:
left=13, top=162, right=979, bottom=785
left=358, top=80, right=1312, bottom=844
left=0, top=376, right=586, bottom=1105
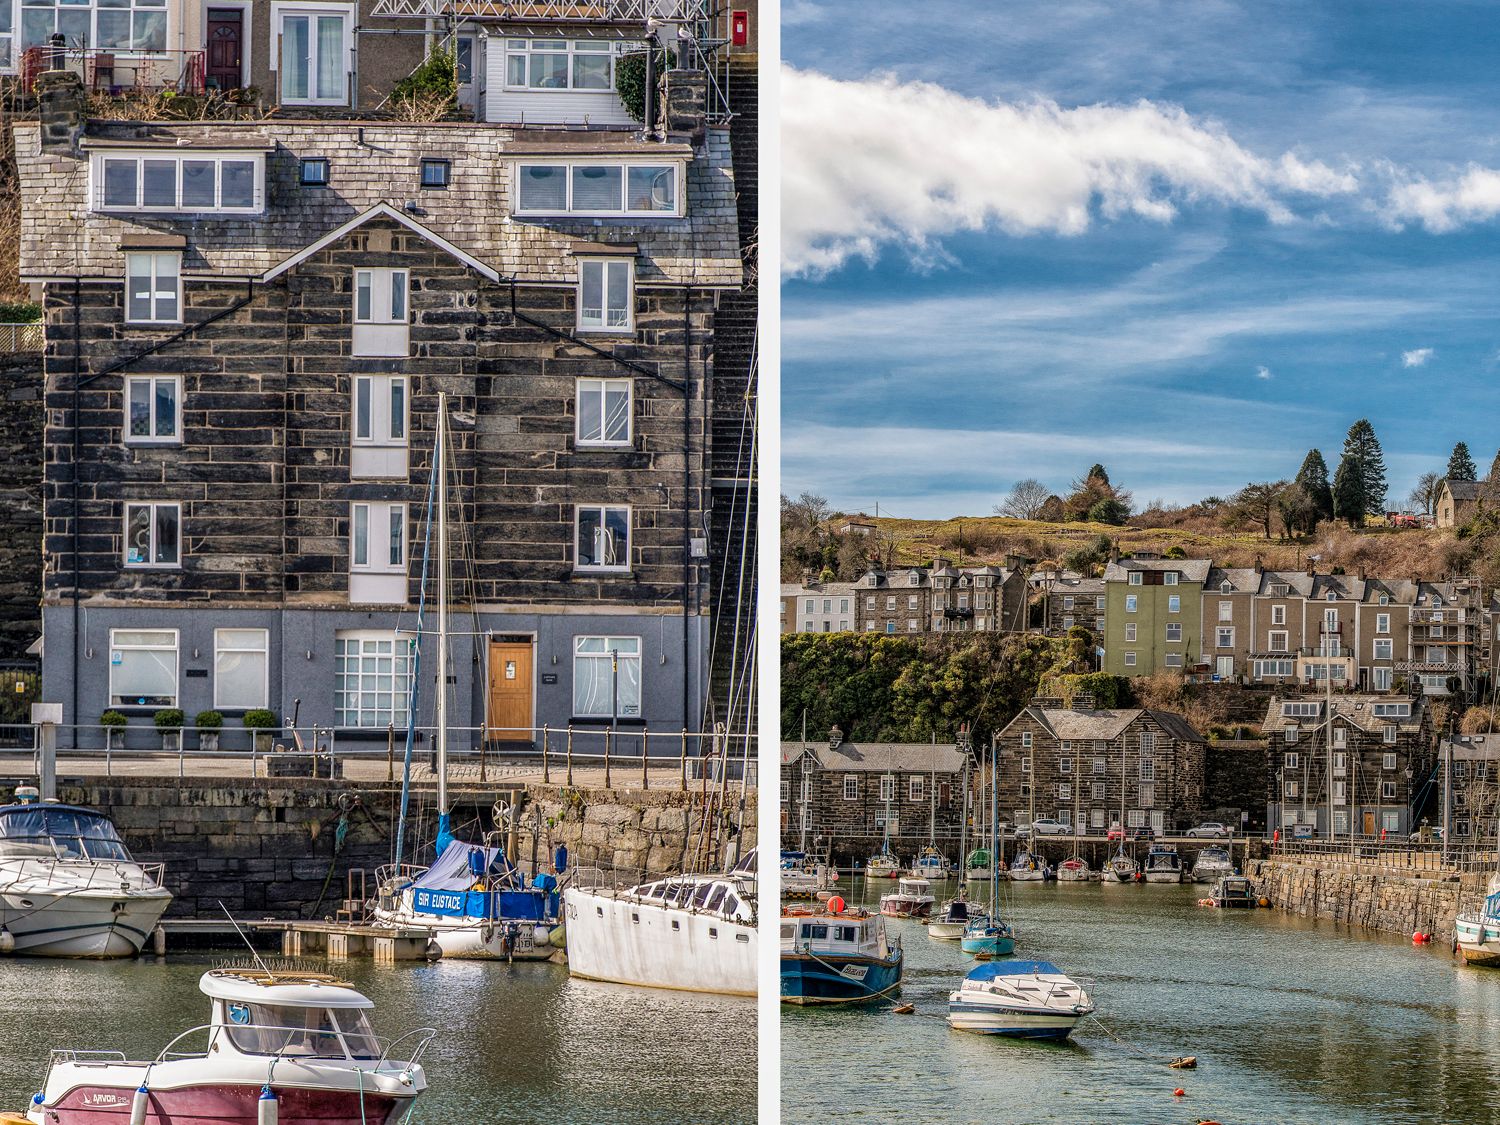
left=21, top=967, right=431, bottom=1124
left=947, top=960, right=1096, bottom=1040
left=372, top=841, right=558, bottom=961
left=879, top=876, right=935, bottom=918
left=1191, top=846, right=1235, bottom=884
left=563, top=850, right=757, bottom=995
left=0, top=799, right=171, bottom=957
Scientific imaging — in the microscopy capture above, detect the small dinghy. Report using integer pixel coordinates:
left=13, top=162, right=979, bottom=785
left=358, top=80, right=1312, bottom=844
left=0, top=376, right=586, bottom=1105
left=19, top=966, right=432, bottom=1123
left=1056, top=856, right=1091, bottom=882
left=947, top=960, right=1095, bottom=1039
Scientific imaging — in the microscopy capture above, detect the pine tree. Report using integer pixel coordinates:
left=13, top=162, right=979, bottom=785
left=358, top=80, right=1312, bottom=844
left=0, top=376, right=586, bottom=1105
left=1293, top=449, right=1334, bottom=526
left=1447, top=442, right=1477, bottom=481
left=1332, top=457, right=1365, bottom=527
left=1340, top=419, right=1387, bottom=518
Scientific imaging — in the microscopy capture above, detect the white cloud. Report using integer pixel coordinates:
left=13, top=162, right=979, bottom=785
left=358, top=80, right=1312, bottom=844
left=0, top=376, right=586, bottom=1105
left=1402, top=347, right=1434, bottom=367
left=782, top=66, right=1358, bottom=276
left=1255, top=365, right=1272, bottom=379
left=1384, top=166, right=1500, bottom=232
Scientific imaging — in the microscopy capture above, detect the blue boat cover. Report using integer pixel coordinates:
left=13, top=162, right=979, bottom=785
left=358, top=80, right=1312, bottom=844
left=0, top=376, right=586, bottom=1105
left=411, top=843, right=511, bottom=891
left=1484, top=891, right=1500, bottom=920
left=966, top=960, right=1062, bottom=981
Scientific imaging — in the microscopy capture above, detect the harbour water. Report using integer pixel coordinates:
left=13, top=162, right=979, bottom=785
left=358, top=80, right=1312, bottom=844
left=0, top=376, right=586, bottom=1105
left=0, top=953, right=756, bottom=1124
left=783, top=877, right=1500, bottom=1124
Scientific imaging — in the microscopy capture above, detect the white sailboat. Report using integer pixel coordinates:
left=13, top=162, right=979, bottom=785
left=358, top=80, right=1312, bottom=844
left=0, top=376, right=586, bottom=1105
left=372, top=393, right=559, bottom=960
left=0, top=791, right=171, bottom=957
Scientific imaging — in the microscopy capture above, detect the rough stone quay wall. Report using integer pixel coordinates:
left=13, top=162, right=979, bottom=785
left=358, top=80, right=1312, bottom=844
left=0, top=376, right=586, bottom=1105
left=24, top=777, right=753, bottom=919
left=1251, top=857, right=1490, bottom=943
left=0, top=352, right=41, bottom=660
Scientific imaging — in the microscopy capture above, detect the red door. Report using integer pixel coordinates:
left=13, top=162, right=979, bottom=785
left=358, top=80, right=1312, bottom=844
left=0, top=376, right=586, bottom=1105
left=206, top=9, right=243, bottom=91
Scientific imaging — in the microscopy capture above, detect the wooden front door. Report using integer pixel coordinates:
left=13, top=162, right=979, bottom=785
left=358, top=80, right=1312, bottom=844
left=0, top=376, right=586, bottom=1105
left=206, top=9, right=244, bottom=91
left=487, top=640, right=534, bottom=741
left=1362, top=810, right=1376, bottom=836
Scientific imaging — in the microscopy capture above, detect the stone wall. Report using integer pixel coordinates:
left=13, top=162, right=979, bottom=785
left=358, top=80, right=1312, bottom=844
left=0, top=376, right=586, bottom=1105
left=35, top=777, right=753, bottom=920
left=0, top=352, right=41, bottom=660
left=1203, top=738, right=1269, bottom=833
left=1251, top=856, right=1488, bottom=942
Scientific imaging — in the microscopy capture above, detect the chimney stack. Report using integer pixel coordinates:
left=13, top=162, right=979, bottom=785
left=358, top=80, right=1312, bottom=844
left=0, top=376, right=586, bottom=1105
left=828, top=725, right=843, bottom=751
left=1306, top=559, right=1315, bottom=578
left=661, top=67, right=707, bottom=148
left=1253, top=554, right=1263, bottom=574
left=37, top=68, right=85, bottom=156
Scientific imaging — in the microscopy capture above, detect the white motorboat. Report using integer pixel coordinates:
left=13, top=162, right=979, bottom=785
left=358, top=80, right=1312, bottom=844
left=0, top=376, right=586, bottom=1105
left=865, top=851, right=901, bottom=880
left=1056, top=856, right=1091, bottom=882
left=1007, top=851, right=1050, bottom=882
left=563, top=849, right=757, bottom=995
left=1456, top=888, right=1500, bottom=967
left=21, top=966, right=431, bottom=1123
left=1103, top=848, right=1138, bottom=883
left=910, top=846, right=952, bottom=880
left=0, top=796, right=171, bottom=957
left=927, top=894, right=981, bottom=939
left=947, top=959, right=1096, bottom=1039
left=1143, top=844, right=1183, bottom=884
left=372, top=842, right=558, bottom=961
left=1191, top=846, right=1235, bottom=884
left=879, top=876, right=935, bottom=918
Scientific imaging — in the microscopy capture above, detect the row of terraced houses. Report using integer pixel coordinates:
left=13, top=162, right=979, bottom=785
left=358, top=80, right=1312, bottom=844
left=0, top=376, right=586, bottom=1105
left=12, top=0, right=758, bottom=749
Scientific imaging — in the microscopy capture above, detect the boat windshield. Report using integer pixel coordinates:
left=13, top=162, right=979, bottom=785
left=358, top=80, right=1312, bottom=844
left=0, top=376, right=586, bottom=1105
left=0, top=808, right=131, bottom=862
left=223, top=1003, right=379, bottom=1059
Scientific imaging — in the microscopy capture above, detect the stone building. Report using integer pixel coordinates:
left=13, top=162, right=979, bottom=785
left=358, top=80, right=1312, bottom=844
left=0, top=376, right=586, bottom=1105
left=780, top=729, right=969, bottom=864
left=1435, top=478, right=1482, bottom=529
left=1261, top=693, right=1434, bottom=837
left=993, top=699, right=1206, bottom=835
left=1042, top=573, right=1105, bottom=638
left=18, top=64, right=742, bottom=750
left=1438, top=733, right=1500, bottom=843
left=852, top=559, right=1028, bottom=637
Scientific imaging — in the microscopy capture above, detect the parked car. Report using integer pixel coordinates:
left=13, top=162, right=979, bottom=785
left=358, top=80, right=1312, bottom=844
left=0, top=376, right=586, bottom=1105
left=1186, top=822, right=1231, bottom=838
left=1131, top=825, right=1156, bottom=840
left=1107, top=822, right=1126, bottom=840
left=1017, top=818, right=1070, bottom=839
left=1409, top=826, right=1445, bottom=842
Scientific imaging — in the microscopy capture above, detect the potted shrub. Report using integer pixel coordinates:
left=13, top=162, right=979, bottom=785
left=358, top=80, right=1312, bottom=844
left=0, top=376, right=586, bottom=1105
left=243, top=708, right=278, bottom=754
left=195, top=710, right=223, bottom=752
left=153, top=708, right=185, bottom=752
left=100, top=709, right=127, bottom=750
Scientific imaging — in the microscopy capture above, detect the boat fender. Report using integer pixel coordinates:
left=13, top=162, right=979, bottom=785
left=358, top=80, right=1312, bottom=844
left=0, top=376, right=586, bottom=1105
left=548, top=924, right=567, bottom=949
left=1173, top=1088, right=1185, bottom=1097
left=130, top=1085, right=150, bottom=1125
left=257, top=1084, right=278, bottom=1125
left=827, top=896, right=845, bottom=914
left=892, top=1003, right=915, bottom=1014
left=0, top=929, right=14, bottom=955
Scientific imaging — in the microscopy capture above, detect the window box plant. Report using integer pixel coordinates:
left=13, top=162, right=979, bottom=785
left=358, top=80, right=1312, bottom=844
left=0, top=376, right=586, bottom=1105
left=101, top=709, right=127, bottom=751
left=153, top=708, right=185, bottom=752
left=195, top=710, right=223, bottom=752
left=243, top=708, right=278, bottom=754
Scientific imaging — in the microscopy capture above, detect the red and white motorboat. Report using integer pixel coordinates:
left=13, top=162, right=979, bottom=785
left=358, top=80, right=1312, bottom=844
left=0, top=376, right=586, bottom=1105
left=878, top=876, right=935, bottom=919
left=20, top=966, right=433, bottom=1124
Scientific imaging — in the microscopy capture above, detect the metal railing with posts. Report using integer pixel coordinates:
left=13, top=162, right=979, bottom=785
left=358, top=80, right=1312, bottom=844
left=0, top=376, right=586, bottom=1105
left=1271, top=836, right=1499, bottom=875
left=0, top=323, right=42, bottom=353
left=0, top=722, right=754, bottom=792
left=21, top=45, right=205, bottom=94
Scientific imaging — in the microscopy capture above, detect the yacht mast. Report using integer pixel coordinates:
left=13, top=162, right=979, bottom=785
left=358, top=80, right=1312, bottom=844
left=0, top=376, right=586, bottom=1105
left=435, top=391, right=450, bottom=852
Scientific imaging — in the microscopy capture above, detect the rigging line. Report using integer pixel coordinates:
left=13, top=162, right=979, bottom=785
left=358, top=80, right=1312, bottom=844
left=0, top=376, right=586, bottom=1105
left=394, top=432, right=440, bottom=873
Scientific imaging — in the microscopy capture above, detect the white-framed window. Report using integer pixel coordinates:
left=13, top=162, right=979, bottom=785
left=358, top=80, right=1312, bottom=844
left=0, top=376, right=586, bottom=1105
left=1374, top=638, right=1393, bottom=661
left=333, top=630, right=411, bottom=727
left=1269, top=630, right=1289, bottom=652
left=350, top=502, right=406, bottom=572
left=572, top=635, right=641, bottom=718
left=1373, top=702, right=1410, bottom=718
left=1020, top=756, right=1031, bottom=774
left=1285, top=780, right=1299, bottom=798
left=1383, top=752, right=1398, bottom=769
left=576, top=378, right=631, bottom=446
left=908, top=573, right=920, bottom=586
left=355, top=269, right=407, bottom=325
left=909, top=776, right=925, bottom=803
left=1124, top=623, right=1137, bottom=642
left=1140, top=731, right=1156, bottom=753
left=1372, top=666, right=1393, bottom=691
left=1058, top=783, right=1071, bottom=801
left=1139, top=783, right=1154, bottom=807
left=108, top=628, right=177, bottom=707
left=1382, top=811, right=1400, bottom=831
left=1059, top=756, right=1073, bottom=774
left=907, top=618, right=919, bottom=632
left=1376, top=613, right=1390, bottom=634
left=1127, top=809, right=1145, bottom=827
left=21, top=0, right=165, bottom=55
left=1333, top=780, right=1346, bottom=804
left=276, top=4, right=352, bottom=105
left=1021, top=731, right=1032, bottom=749
left=124, top=376, right=180, bottom=444
left=1090, top=807, right=1106, bottom=828
left=1284, top=727, right=1298, bottom=742
left=123, top=501, right=180, bottom=568
left=575, top=504, right=630, bottom=571
left=1168, top=595, right=1181, bottom=613
left=1164, top=572, right=1179, bottom=586
left=515, top=161, right=681, bottom=217
left=1384, top=725, right=1397, bottom=745
left=1333, top=751, right=1346, bottom=774
left=1063, top=596, right=1075, bottom=610
left=214, top=628, right=269, bottom=710
left=124, top=252, right=181, bottom=324
left=1382, top=780, right=1397, bottom=800
left=503, top=37, right=626, bottom=90
left=1285, top=752, right=1299, bottom=768
left=1062, top=615, right=1075, bottom=629
left=843, top=775, right=858, bottom=801
left=1096, top=595, right=1106, bottom=610
left=1217, top=627, right=1234, bottom=649
left=1124, top=651, right=1137, bottom=667
left=880, top=774, right=894, bottom=803
left=907, top=595, right=919, bottom=609
left=352, top=375, right=407, bottom=447
left=1219, top=601, right=1233, bottom=622
left=1125, top=595, right=1137, bottom=613
left=1165, top=623, right=1182, bottom=642
left=578, top=258, right=633, bottom=332
left=95, top=153, right=262, bottom=214
left=1140, top=759, right=1155, bottom=781
left=1272, top=604, right=1286, bottom=625
left=1057, top=810, right=1071, bottom=827
left=1092, top=782, right=1106, bottom=800
left=780, top=780, right=789, bottom=802
left=1092, top=757, right=1106, bottom=775
left=1128, top=572, right=1143, bottom=586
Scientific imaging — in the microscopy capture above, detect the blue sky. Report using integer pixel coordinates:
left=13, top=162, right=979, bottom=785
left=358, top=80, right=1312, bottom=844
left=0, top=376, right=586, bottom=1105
left=781, top=1, right=1500, bottom=517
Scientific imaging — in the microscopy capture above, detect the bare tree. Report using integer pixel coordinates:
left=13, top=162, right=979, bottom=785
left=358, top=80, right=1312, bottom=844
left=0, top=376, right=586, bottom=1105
left=1408, top=471, right=1441, bottom=516
left=995, top=478, right=1051, bottom=520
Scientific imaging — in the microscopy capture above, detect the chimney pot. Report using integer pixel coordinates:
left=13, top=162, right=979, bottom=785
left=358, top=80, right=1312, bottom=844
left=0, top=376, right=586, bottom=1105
left=828, top=725, right=843, bottom=750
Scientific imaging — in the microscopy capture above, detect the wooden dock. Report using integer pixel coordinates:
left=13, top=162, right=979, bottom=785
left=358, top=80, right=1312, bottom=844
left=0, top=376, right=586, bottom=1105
left=152, top=917, right=439, bottom=961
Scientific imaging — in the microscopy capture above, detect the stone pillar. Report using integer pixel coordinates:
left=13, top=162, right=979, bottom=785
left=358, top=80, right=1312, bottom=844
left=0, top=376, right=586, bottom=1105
left=36, top=70, right=85, bottom=156
left=661, top=68, right=707, bottom=148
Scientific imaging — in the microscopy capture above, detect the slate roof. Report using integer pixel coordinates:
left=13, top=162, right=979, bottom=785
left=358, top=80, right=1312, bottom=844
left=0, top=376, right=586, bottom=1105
left=1104, top=558, right=1213, bottom=584
left=15, top=121, right=741, bottom=287
left=779, top=741, right=969, bottom=774
left=1260, top=694, right=1427, bottom=735
left=1017, top=707, right=1206, bottom=744
left=1444, top=479, right=1481, bottom=502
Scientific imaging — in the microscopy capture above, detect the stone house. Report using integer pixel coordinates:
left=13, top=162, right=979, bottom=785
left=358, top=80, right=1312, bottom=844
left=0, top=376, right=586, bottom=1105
left=993, top=699, right=1207, bottom=836
left=19, top=65, right=741, bottom=750
left=1101, top=557, right=1210, bottom=676
left=1438, top=733, right=1500, bottom=843
left=1261, top=693, right=1434, bottom=837
left=1042, top=574, right=1105, bottom=638
left=780, top=730, right=969, bottom=864
left=853, top=559, right=1028, bottom=638
left=1435, top=478, right=1482, bottom=529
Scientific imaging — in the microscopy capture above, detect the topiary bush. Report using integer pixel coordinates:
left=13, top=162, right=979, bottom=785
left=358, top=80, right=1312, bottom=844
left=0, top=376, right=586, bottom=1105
left=153, top=708, right=185, bottom=730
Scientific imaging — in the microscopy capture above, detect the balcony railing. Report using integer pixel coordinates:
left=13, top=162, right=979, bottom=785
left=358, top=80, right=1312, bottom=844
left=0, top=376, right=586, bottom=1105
left=367, top=0, right=704, bottom=22
left=22, top=46, right=205, bottom=95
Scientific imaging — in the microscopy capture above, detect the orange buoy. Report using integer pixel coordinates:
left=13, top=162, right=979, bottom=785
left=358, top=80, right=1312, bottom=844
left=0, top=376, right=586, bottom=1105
left=827, top=896, right=845, bottom=914
left=1173, top=1088, right=1185, bottom=1097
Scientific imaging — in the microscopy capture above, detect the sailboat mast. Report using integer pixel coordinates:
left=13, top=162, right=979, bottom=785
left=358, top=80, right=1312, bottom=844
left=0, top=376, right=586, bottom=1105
left=436, top=391, right=449, bottom=820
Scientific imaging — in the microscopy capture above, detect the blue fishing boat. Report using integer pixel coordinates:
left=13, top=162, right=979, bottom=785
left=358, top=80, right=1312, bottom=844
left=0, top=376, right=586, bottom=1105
left=947, top=960, right=1095, bottom=1039
left=780, top=904, right=903, bottom=1005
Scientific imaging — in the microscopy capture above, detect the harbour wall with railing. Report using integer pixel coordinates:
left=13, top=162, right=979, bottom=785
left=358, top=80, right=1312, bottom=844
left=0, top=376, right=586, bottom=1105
left=1251, top=848, right=1494, bottom=942
left=21, top=773, right=754, bottom=921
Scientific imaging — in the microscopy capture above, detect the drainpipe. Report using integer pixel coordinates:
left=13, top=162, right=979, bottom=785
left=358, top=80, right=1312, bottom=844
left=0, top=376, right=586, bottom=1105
left=681, top=284, right=691, bottom=737
left=70, top=277, right=80, bottom=729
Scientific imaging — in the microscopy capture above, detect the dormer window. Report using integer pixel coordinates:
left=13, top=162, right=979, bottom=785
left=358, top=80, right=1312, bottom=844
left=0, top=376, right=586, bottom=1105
left=504, top=37, right=622, bottom=90
left=1163, top=572, right=1179, bottom=585
left=514, top=161, right=681, bottom=217
left=1128, top=572, right=1143, bottom=586
left=909, top=573, right=919, bottom=586
left=94, top=151, right=264, bottom=214
left=1379, top=593, right=1390, bottom=605
left=1220, top=581, right=1231, bottom=594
